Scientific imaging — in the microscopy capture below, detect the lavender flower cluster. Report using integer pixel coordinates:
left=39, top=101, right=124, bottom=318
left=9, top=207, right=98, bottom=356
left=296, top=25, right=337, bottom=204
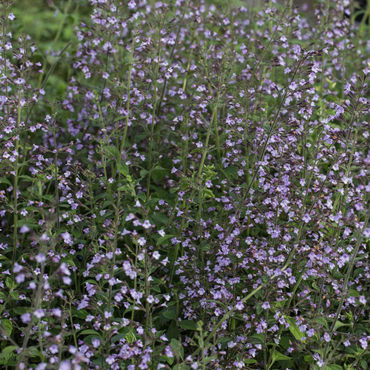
left=1, top=0, right=370, bottom=368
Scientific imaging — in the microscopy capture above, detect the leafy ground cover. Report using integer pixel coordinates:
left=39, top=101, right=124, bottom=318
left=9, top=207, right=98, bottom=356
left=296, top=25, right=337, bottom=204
left=1, top=0, right=370, bottom=369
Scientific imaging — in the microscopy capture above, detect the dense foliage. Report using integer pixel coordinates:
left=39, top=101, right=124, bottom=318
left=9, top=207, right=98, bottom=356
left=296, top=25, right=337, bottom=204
left=1, top=0, right=370, bottom=368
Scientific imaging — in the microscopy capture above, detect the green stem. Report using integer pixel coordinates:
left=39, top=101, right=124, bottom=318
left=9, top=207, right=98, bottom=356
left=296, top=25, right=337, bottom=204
left=146, top=30, right=162, bottom=200
left=12, top=87, right=22, bottom=282
left=323, top=213, right=370, bottom=363
left=119, top=36, right=135, bottom=156
left=169, top=88, right=222, bottom=284
left=50, top=0, right=72, bottom=51
left=25, top=41, right=71, bottom=126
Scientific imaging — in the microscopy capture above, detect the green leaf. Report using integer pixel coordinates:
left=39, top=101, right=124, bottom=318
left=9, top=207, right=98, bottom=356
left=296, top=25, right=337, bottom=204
left=125, top=331, right=137, bottom=344
left=72, top=228, right=81, bottom=238
left=170, top=339, right=184, bottom=360
left=0, top=177, right=12, bottom=185
left=285, top=316, right=305, bottom=341
left=10, top=292, right=19, bottom=300
left=163, top=310, right=177, bottom=320
left=327, top=365, right=343, bottom=370
left=166, top=324, right=180, bottom=339
left=152, top=285, right=161, bottom=293
left=140, top=169, right=148, bottom=177
left=179, top=320, right=197, bottom=330
left=250, top=333, right=264, bottom=344
left=222, top=166, right=238, bottom=181
left=157, top=234, right=174, bottom=246
left=72, top=308, right=88, bottom=320
left=202, top=188, right=215, bottom=199
left=303, top=355, right=314, bottom=364
left=152, top=166, right=168, bottom=182
left=272, top=350, right=292, bottom=362
left=361, top=359, right=368, bottom=370
left=173, top=365, right=190, bottom=370
left=151, top=212, right=169, bottom=225
left=1, top=319, right=12, bottom=337
left=137, top=193, right=146, bottom=202
left=160, top=355, right=174, bottom=366
left=111, top=333, right=127, bottom=343
left=334, top=321, right=348, bottom=330
left=245, top=359, right=257, bottom=364
left=316, top=316, right=328, bottom=328
left=104, top=145, right=119, bottom=160
left=1, top=346, right=18, bottom=354
left=78, top=329, right=102, bottom=337
left=5, top=277, right=13, bottom=290
left=117, top=162, right=129, bottom=177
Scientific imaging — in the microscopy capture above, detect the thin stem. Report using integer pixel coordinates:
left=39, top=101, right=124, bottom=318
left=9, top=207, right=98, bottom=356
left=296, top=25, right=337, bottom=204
left=323, top=213, right=370, bottom=363
left=169, top=87, right=222, bottom=284
left=11, top=87, right=22, bottom=282
left=25, top=41, right=71, bottom=126
left=119, top=36, right=135, bottom=156
left=52, top=115, right=60, bottom=232
left=146, top=29, right=162, bottom=200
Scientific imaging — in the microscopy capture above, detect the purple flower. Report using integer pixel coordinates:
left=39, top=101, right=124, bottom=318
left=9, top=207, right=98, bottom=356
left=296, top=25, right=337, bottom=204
left=360, top=337, right=369, bottom=349
left=307, top=329, right=315, bottom=337
left=33, top=309, right=45, bottom=319
left=302, top=214, right=311, bottom=223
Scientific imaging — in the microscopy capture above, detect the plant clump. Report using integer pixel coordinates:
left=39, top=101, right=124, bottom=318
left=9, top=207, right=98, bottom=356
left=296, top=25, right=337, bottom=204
left=1, top=0, right=370, bottom=369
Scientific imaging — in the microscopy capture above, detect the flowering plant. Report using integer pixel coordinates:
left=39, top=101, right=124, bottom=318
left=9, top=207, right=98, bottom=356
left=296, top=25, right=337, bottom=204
left=1, top=0, right=370, bottom=369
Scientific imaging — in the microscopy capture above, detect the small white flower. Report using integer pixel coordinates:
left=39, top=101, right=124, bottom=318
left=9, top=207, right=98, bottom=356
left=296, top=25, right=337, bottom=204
left=142, top=220, right=151, bottom=229
left=138, top=237, right=146, bottom=246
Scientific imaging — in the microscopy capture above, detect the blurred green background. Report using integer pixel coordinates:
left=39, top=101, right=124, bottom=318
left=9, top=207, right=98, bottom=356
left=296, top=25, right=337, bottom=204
left=8, top=0, right=315, bottom=99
